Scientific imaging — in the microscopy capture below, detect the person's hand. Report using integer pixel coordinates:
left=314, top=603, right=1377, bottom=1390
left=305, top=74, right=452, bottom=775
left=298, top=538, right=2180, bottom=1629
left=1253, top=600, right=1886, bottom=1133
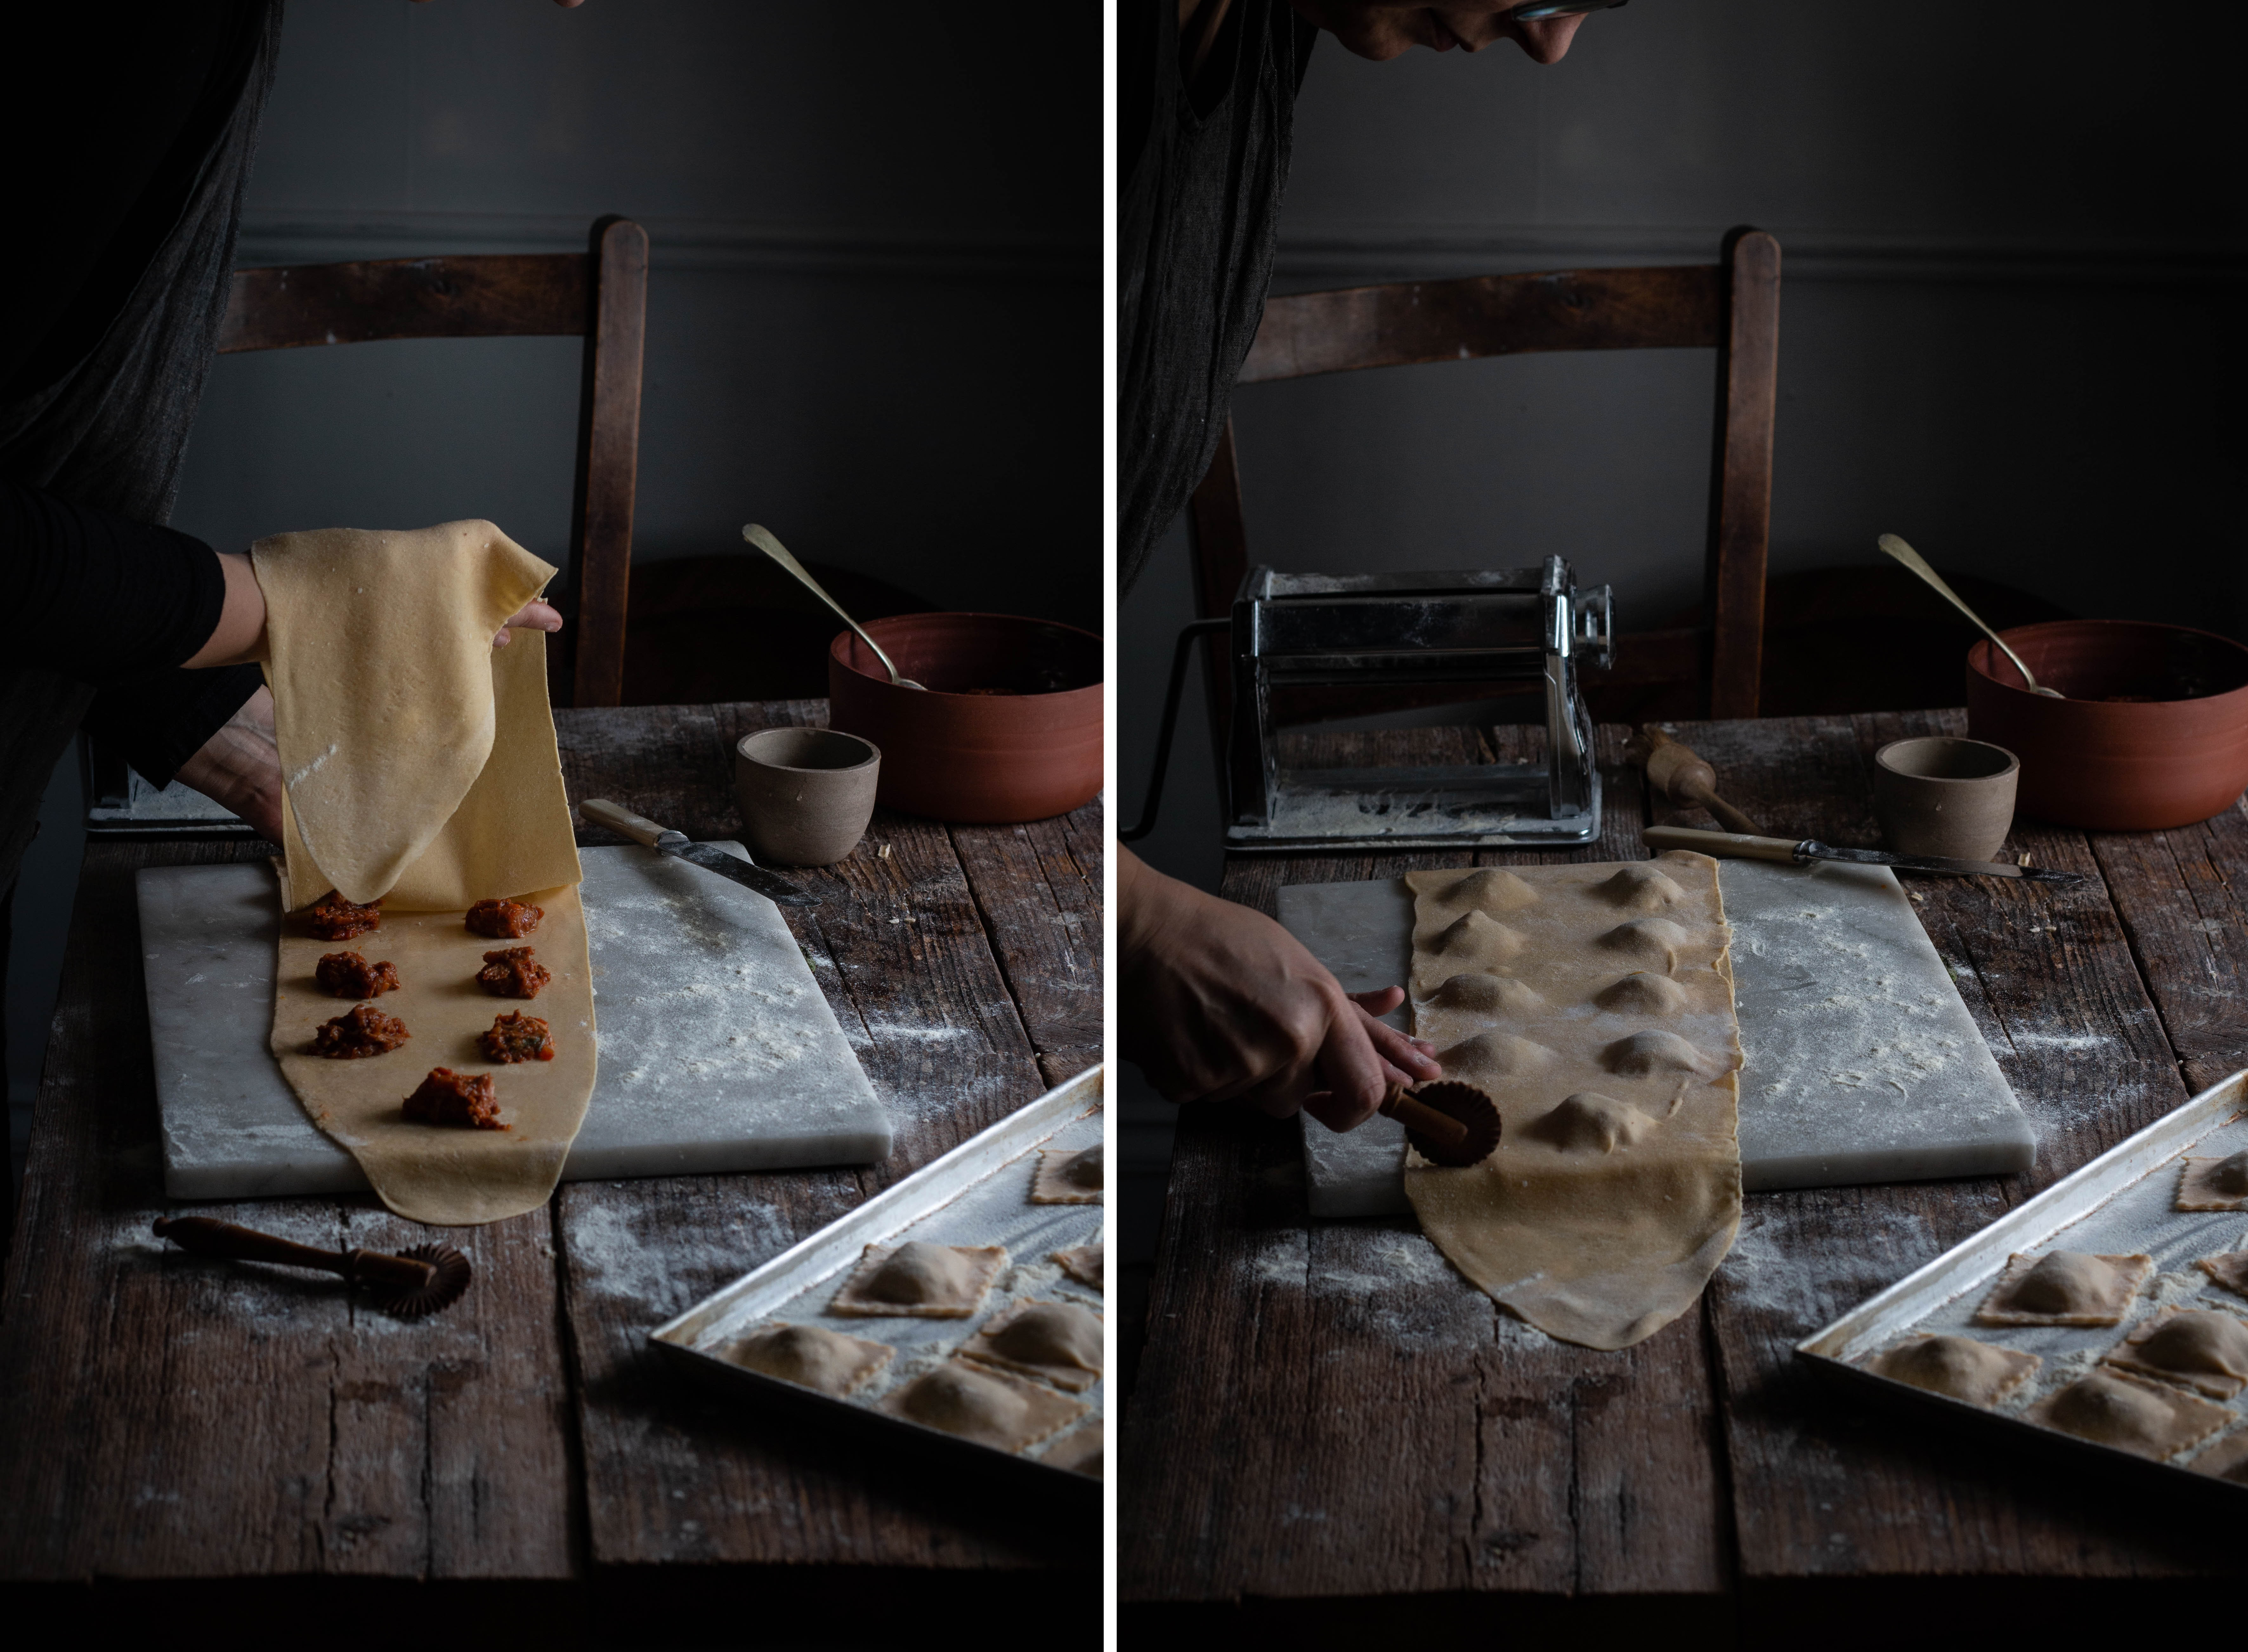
left=174, top=686, right=284, bottom=843
left=1120, top=848, right=1441, bottom=1130
left=184, top=552, right=565, bottom=668
left=491, top=599, right=562, bottom=647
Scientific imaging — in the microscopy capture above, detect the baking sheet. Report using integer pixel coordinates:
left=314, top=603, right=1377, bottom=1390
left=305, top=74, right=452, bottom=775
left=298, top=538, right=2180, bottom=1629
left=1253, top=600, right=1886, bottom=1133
left=1797, top=1067, right=2248, bottom=1494
left=651, top=1065, right=1105, bottom=1500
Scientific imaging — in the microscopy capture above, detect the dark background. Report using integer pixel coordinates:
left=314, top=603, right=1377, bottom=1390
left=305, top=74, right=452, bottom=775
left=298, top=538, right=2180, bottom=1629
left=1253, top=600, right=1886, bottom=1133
left=1121, top=1, right=2248, bottom=1355
left=7, top=1, right=1097, bottom=1173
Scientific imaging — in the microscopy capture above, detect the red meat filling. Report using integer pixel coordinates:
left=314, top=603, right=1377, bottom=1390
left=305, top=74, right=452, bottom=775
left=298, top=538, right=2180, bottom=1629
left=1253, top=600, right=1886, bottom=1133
left=307, top=889, right=382, bottom=940
left=480, top=1011, right=555, bottom=1064
left=402, top=1067, right=506, bottom=1130
left=315, top=951, right=400, bottom=998
left=467, top=897, right=543, bottom=939
left=476, top=946, right=551, bottom=999
left=311, top=1002, right=410, bottom=1059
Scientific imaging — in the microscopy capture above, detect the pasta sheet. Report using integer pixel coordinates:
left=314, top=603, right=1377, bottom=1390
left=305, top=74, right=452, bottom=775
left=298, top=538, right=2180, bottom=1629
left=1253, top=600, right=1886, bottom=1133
left=1402, top=854, right=1744, bottom=1350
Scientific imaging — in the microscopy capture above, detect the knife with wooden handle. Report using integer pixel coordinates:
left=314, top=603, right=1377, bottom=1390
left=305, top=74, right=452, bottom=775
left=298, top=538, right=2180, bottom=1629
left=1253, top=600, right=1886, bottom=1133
left=580, top=798, right=814, bottom=905
left=1643, top=825, right=2082, bottom=884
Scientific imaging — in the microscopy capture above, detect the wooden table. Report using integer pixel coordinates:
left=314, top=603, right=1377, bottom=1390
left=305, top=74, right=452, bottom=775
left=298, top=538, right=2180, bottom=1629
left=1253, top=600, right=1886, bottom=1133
left=0, top=700, right=1101, bottom=1636
left=1123, top=711, right=2247, bottom=1640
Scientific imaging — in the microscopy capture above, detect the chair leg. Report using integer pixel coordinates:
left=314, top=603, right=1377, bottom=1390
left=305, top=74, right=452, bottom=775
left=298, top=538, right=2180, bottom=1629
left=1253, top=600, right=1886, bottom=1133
left=1706, top=227, right=1782, bottom=720
left=1186, top=418, right=1251, bottom=765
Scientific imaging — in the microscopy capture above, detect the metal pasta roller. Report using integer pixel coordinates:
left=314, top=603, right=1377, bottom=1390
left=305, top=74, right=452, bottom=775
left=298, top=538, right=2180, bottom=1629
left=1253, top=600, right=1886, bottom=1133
left=1220, top=556, right=1611, bottom=850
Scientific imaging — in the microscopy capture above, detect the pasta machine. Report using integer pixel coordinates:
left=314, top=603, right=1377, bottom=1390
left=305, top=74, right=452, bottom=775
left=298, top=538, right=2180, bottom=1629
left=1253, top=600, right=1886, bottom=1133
left=1125, top=556, right=1613, bottom=851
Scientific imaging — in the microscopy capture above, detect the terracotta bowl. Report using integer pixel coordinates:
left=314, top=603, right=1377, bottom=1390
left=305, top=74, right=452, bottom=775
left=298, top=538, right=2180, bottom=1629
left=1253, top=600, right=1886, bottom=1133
left=826, top=614, right=1103, bottom=824
left=1964, top=621, right=2248, bottom=830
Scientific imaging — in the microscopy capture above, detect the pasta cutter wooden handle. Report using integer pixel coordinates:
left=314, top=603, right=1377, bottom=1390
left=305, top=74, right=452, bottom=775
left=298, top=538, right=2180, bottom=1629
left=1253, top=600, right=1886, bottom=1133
left=153, top=1216, right=472, bottom=1318
left=1625, top=726, right=1763, bottom=836
left=1381, top=1082, right=1502, bottom=1167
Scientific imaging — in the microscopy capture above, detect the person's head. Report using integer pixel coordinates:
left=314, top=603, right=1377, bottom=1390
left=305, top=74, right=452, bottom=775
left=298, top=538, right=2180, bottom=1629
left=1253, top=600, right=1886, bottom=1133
left=1286, top=1, right=1617, bottom=64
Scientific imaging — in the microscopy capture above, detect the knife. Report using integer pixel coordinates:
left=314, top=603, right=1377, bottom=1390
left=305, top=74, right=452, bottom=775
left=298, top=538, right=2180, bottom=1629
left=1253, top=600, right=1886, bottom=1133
left=1642, top=825, right=2083, bottom=884
left=579, top=798, right=814, bottom=906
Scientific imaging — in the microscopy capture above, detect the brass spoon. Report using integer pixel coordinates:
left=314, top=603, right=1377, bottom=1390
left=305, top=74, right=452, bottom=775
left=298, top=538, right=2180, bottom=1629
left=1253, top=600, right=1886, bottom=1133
left=741, top=523, right=926, bottom=690
left=1877, top=534, right=2063, bottom=698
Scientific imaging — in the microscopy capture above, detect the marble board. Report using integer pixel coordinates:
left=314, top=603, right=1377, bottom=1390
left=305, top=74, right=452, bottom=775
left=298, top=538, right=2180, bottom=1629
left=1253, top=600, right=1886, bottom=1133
left=1280, top=859, right=2036, bottom=1217
left=139, top=843, right=892, bottom=1200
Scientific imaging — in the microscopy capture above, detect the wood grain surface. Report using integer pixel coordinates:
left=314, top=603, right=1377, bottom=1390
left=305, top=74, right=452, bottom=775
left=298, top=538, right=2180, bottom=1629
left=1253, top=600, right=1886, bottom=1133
left=0, top=700, right=1101, bottom=1594
left=1125, top=712, right=2246, bottom=1609
left=1125, top=727, right=1727, bottom=1600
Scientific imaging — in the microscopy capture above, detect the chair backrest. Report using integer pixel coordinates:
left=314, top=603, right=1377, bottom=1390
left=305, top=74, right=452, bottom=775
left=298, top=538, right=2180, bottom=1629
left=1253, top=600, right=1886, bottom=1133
left=1188, top=226, right=1780, bottom=728
left=216, top=215, right=649, bottom=707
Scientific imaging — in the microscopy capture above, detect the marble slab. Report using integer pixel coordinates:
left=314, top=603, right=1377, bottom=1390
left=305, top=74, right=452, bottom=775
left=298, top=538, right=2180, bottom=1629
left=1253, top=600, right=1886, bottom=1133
left=139, top=843, right=891, bottom=1200
left=1279, top=859, right=2036, bottom=1217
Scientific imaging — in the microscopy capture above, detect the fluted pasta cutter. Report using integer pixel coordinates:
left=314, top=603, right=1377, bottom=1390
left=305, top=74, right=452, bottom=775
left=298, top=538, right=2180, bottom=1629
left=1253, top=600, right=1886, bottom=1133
left=153, top=1215, right=472, bottom=1317
left=1381, top=1081, right=1502, bottom=1167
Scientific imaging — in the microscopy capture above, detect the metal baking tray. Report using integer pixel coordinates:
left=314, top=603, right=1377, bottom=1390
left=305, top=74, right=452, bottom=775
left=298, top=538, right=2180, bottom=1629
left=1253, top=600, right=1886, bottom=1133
left=1797, top=1066, right=2248, bottom=1495
left=651, top=1064, right=1104, bottom=1505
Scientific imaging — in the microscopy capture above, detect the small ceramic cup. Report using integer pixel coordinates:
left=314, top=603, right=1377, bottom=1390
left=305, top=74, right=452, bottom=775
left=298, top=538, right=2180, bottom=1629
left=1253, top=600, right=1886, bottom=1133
left=733, top=728, right=881, bottom=867
left=1872, top=737, right=2020, bottom=862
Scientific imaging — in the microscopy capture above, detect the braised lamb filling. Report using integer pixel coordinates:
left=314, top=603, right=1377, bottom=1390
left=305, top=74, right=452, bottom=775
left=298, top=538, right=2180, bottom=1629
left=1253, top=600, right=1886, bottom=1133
left=467, top=897, right=543, bottom=939
left=315, top=951, right=400, bottom=998
left=402, top=1067, right=506, bottom=1130
left=477, top=946, right=551, bottom=998
left=312, top=1001, right=410, bottom=1059
left=307, top=889, right=382, bottom=940
left=480, top=1011, right=555, bottom=1064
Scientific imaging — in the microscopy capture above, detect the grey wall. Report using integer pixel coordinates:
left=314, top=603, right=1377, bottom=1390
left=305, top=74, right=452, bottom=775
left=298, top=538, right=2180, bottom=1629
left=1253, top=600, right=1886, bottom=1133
left=10, top=0, right=1095, bottom=1153
left=175, top=0, right=1100, bottom=626
left=1119, top=0, right=2248, bottom=1319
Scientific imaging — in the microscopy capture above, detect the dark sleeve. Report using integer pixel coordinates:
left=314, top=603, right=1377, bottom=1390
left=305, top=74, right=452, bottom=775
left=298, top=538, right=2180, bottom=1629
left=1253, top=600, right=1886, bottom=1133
left=0, top=477, right=229, bottom=682
left=83, top=662, right=266, bottom=791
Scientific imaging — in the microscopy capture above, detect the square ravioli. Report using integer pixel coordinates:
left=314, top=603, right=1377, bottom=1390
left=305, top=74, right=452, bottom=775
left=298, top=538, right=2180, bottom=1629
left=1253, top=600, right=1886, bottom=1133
left=2190, top=1430, right=2248, bottom=1484
left=2101, top=1305, right=2248, bottom=1399
left=720, top=1322, right=893, bottom=1398
left=1975, top=1251, right=2153, bottom=1327
left=878, top=1357, right=1088, bottom=1453
left=2177, top=1149, right=2248, bottom=1211
left=1054, top=1242, right=1104, bottom=1292
left=1862, top=1334, right=2040, bottom=1408
left=829, top=1240, right=1009, bottom=1319
left=963, top=1298, right=1104, bottom=1393
left=2025, top=1369, right=2232, bottom=1460
left=1031, top=1143, right=1103, bottom=1204
left=2199, top=1251, right=2248, bottom=1301
left=1042, top=1420, right=1103, bottom=1477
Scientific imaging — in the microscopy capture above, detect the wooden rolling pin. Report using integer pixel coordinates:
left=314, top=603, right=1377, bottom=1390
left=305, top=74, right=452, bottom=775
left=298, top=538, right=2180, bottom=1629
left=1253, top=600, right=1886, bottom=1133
left=1624, top=726, right=1764, bottom=836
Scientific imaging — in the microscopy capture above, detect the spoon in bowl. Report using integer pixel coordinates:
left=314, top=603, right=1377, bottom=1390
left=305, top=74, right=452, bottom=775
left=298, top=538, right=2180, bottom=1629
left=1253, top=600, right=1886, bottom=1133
left=1877, top=533, right=2063, bottom=698
left=742, top=523, right=925, bottom=691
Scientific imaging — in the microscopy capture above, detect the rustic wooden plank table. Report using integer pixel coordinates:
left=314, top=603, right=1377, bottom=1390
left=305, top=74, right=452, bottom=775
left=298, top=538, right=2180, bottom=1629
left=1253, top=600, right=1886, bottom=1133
left=1123, top=710, right=2247, bottom=1640
left=0, top=700, right=1101, bottom=1635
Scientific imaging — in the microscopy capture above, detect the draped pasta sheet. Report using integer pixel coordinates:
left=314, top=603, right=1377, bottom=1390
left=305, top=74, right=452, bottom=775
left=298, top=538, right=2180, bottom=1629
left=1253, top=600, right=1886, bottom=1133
left=252, top=521, right=593, bottom=1225
left=254, top=520, right=581, bottom=914
left=1402, top=854, right=1744, bottom=1350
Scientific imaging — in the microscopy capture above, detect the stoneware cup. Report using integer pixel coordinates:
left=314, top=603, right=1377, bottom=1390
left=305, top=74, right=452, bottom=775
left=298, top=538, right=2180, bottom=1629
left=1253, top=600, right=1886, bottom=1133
left=733, top=728, right=881, bottom=867
left=1873, top=737, right=2019, bottom=863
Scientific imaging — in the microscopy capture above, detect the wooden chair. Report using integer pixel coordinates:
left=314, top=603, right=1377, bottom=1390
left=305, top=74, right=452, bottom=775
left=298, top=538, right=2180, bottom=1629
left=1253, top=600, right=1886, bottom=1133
left=1187, top=225, right=1781, bottom=735
left=215, top=215, right=649, bottom=707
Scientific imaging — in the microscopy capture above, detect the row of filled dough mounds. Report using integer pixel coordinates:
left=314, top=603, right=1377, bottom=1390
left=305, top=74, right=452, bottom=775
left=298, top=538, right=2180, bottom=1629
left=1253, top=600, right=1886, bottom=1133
left=1409, top=862, right=1737, bottom=1155
left=711, top=1142, right=1105, bottom=1474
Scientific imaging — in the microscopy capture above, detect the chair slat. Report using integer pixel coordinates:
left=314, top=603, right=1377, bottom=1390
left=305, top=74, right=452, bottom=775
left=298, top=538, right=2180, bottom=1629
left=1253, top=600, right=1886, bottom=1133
left=216, top=253, right=589, bottom=353
left=1239, top=264, right=1724, bottom=385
